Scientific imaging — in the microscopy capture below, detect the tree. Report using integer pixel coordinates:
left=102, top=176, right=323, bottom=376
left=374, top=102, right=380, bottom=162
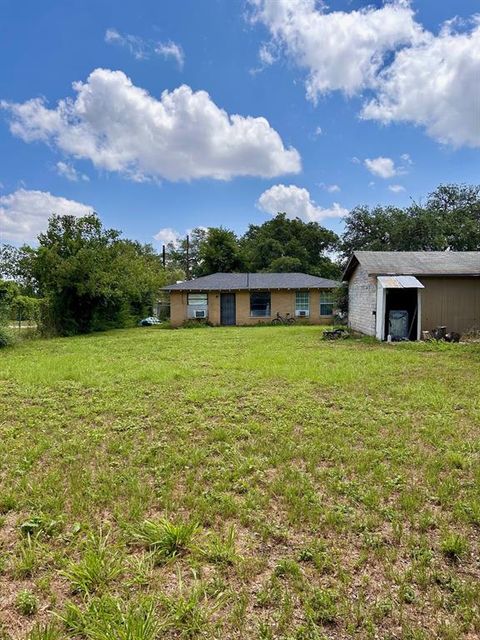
left=197, top=227, right=244, bottom=275
left=340, top=184, right=480, bottom=260
left=241, top=213, right=340, bottom=277
left=26, top=214, right=178, bottom=335
left=0, top=279, right=19, bottom=323
left=165, top=227, right=206, bottom=278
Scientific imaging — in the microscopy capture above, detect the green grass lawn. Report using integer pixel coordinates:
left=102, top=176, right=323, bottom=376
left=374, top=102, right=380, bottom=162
left=1, top=326, right=479, bottom=640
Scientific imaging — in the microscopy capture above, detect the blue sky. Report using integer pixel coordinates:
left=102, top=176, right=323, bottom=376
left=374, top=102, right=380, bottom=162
left=0, top=0, right=479, bottom=246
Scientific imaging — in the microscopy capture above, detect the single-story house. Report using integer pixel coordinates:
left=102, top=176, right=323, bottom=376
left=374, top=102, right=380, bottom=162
left=163, top=272, right=340, bottom=327
left=343, top=251, right=480, bottom=340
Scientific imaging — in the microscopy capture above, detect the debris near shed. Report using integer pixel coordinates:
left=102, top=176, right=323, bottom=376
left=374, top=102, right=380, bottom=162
left=323, top=328, right=350, bottom=340
left=422, top=327, right=461, bottom=343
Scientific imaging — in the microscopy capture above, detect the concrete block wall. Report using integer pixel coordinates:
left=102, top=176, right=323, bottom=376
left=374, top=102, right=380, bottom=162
left=347, top=265, right=377, bottom=336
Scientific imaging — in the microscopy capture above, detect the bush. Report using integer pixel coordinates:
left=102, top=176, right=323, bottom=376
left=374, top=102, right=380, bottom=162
left=0, top=326, right=16, bottom=348
left=181, top=319, right=213, bottom=329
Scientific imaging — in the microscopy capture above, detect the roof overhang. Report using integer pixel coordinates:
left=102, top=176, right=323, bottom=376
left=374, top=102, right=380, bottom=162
left=377, top=275, right=424, bottom=289
left=342, top=254, right=359, bottom=281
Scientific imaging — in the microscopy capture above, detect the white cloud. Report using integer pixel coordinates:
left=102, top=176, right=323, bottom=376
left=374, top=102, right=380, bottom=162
left=56, top=161, right=89, bottom=182
left=105, top=28, right=150, bottom=60
left=250, top=2, right=480, bottom=148
left=362, top=19, right=480, bottom=147
left=389, top=184, right=405, bottom=193
left=313, top=126, right=323, bottom=137
left=319, top=182, right=340, bottom=193
left=401, top=153, right=413, bottom=164
left=105, top=28, right=184, bottom=67
left=364, top=156, right=398, bottom=179
left=257, top=184, right=348, bottom=223
left=0, top=189, right=93, bottom=243
left=153, top=227, right=181, bottom=246
left=249, top=0, right=425, bottom=99
left=154, top=41, right=185, bottom=69
left=1, top=68, right=300, bottom=182
left=259, top=42, right=276, bottom=66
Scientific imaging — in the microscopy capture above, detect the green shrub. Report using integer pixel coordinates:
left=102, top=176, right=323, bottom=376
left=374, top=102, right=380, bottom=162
left=0, top=326, right=15, bottom=348
left=181, top=319, right=213, bottom=329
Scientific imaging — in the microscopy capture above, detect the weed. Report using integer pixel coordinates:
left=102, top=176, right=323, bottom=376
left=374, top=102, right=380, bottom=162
left=26, top=622, right=61, bottom=640
left=440, top=533, right=469, bottom=561
left=200, top=525, right=239, bottom=566
left=132, top=518, right=199, bottom=561
left=273, top=558, right=302, bottom=580
left=15, top=589, right=39, bottom=615
left=0, top=494, right=16, bottom=514
left=20, top=515, right=61, bottom=538
left=61, top=596, right=160, bottom=640
left=14, top=535, right=40, bottom=578
left=161, top=573, right=223, bottom=638
left=306, top=588, right=338, bottom=625
left=62, top=533, right=123, bottom=594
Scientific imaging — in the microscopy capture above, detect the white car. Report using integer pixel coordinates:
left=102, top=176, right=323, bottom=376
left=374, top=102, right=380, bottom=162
left=138, top=316, right=161, bottom=326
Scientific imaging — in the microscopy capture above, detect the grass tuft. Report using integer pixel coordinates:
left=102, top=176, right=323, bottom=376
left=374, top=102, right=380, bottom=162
left=441, top=533, right=469, bottom=562
left=62, top=533, right=123, bottom=594
left=132, top=518, right=199, bottom=562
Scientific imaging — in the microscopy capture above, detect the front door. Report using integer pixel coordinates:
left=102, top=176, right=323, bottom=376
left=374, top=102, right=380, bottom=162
left=220, top=293, right=236, bottom=326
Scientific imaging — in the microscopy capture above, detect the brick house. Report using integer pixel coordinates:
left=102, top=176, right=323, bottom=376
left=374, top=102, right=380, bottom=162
left=163, top=273, right=340, bottom=327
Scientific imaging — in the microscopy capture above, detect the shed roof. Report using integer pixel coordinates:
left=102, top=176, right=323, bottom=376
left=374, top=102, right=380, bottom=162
left=343, top=251, right=480, bottom=280
left=163, top=272, right=340, bottom=291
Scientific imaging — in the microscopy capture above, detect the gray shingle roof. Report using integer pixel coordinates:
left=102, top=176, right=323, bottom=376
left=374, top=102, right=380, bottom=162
left=343, top=251, right=480, bottom=280
left=163, top=272, right=340, bottom=291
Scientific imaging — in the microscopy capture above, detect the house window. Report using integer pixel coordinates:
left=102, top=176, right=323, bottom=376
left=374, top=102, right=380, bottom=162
left=188, top=293, right=208, bottom=306
left=295, top=291, right=309, bottom=315
left=250, top=291, right=271, bottom=317
left=320, top=292, right=334, bottom=316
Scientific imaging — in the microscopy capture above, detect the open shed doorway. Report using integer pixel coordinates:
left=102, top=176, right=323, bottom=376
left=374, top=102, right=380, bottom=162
left=384, top=288, right=418, bottom=340
left=375, top=276, right=424, bottom=341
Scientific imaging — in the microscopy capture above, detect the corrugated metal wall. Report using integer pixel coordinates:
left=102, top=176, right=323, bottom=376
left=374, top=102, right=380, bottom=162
left=420, top=277, right=480, bottom=334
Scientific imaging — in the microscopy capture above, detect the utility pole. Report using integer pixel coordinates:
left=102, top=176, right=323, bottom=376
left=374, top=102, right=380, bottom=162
left=162, top=245, right=166, bottom=267
left=185, top=234, right=190, bottom=279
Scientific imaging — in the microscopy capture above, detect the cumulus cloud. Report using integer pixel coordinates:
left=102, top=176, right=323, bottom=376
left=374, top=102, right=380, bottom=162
left=105, top=28, right=184, bottom=67
left=249, top=0, right=424, bottom=99
left=56, top=161, right=89, bottom=182
left=362, top=20, right=480, bottom=147
left=0, top=189, right=93, bottom=243
left=389, top=184, right=406, bottom=193
left=1, top=68, right=300, bottom=182
left=257, top=184, right=347, bottom=223
left=250, top=1, right=480, bottom=147
left=153, top=227, right=181, bottom=246
left=364, top=157, right=399, bottom=179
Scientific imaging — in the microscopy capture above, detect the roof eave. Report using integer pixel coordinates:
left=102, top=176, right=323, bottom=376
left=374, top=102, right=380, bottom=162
left=342, top=253, right=359, bottom=281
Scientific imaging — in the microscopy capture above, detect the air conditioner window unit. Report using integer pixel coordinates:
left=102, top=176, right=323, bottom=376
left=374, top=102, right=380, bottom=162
left=296, top=310, right=309, bottom=317
left=194, top=309, right=207, bottom=319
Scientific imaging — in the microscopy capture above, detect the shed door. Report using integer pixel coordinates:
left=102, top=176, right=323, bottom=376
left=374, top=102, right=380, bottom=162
left=220, top=293, right=236, bottom=326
